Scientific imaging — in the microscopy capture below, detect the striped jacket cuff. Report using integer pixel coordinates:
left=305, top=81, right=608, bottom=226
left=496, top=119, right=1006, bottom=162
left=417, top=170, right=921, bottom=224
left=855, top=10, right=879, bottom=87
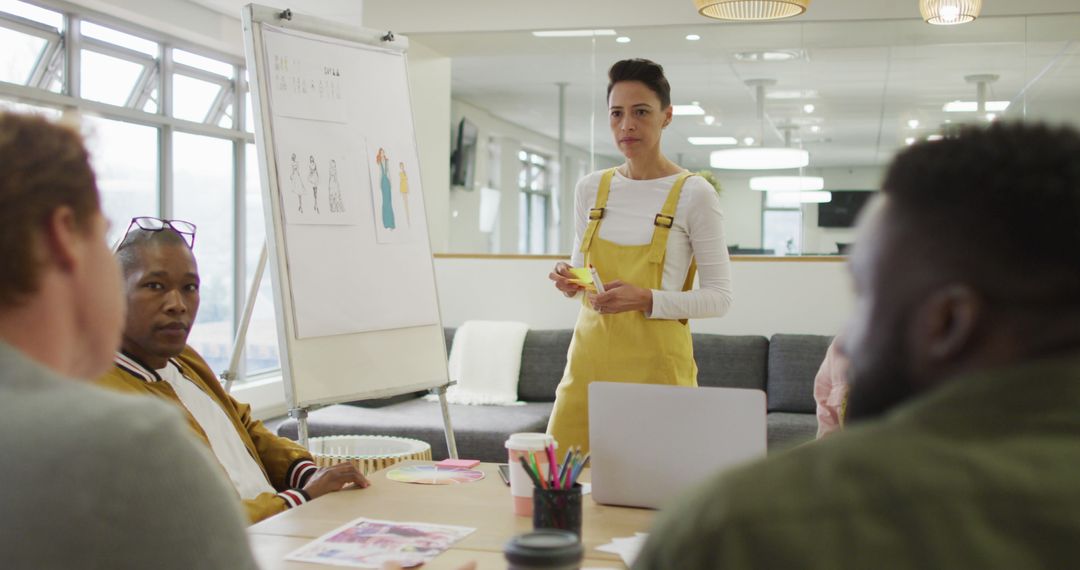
left=277, top=489, right=310, bottom=509
left=287, top=459, right=318, bottom=489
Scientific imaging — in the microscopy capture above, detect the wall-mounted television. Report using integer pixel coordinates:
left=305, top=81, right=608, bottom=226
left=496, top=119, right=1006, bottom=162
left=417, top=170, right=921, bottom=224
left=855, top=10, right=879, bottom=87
left=450, top=118, right=478, bottom=189
left=818, top=190, right=875, bottom=228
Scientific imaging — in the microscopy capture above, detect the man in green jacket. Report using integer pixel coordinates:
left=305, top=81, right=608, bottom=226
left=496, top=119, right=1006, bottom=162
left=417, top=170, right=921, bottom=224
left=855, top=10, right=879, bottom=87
left=635, top=122, right=1080, bottom=569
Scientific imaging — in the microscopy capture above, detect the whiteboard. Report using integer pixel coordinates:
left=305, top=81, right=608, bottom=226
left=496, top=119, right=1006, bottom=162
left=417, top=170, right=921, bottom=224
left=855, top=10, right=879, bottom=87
left=242, top=5, right=448, bottom=409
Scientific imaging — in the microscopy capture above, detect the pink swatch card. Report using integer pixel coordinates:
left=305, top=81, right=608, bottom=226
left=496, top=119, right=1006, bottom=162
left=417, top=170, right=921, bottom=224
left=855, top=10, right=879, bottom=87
left=435, top=459, right=481, bottom=469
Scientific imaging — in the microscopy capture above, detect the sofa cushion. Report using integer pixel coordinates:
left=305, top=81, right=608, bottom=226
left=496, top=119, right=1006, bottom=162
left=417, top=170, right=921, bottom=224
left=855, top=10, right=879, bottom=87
left=517, top=330, right=573, bottom=402
left=766, top=412, right=817, bottom=451
left=766, top=334, right=833, bottom=413
left=277, top=399, right=554, bottom=463
left=693, top=334, right=768, bottom=391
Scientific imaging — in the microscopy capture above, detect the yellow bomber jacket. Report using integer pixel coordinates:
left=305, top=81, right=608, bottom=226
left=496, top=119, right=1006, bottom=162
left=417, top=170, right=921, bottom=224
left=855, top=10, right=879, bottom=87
left=96, top=347, right=317, bottom=524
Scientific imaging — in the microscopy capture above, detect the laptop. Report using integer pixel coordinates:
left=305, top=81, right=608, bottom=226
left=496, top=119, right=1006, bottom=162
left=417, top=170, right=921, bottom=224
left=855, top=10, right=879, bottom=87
left=588, top=382, right=767, bottom=509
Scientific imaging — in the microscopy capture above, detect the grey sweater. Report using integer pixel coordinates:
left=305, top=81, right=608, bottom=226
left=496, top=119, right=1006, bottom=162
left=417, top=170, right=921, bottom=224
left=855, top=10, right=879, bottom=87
left=0, top=341, right=259, bottom=569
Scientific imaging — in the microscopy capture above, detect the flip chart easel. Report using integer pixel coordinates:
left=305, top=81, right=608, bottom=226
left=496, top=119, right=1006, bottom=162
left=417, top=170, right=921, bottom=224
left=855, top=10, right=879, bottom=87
left=240, top=4, right=457, bottom=457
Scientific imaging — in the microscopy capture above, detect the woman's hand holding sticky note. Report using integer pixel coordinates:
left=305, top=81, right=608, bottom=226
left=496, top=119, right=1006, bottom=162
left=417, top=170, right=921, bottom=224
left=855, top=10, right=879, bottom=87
left=567, top=267, right=597, bottom=291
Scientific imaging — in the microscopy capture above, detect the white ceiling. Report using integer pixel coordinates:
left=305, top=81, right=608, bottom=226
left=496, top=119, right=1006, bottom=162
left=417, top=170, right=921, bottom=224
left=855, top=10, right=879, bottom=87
left=189, top=0, right=1080, bottom=170
left=411, top=11, right=1080, bottom=169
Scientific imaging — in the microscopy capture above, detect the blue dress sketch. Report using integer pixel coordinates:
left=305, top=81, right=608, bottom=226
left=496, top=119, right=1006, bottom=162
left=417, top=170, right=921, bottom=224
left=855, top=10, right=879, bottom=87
left=377, top=148, right=396, bottom=229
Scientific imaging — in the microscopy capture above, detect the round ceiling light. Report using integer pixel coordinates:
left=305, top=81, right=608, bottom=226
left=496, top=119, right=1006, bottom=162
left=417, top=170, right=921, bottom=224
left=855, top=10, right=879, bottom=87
left=694, top=0, right=810, bottom=21
left=768, top=190, right=833, bottom=204
left=750, top=176, right=824, bottom=192
left=733, top=49, right=803, bottom=62
left=919, top=0, right=981, bottom=25
left=710, top=148, right=809, bottom=170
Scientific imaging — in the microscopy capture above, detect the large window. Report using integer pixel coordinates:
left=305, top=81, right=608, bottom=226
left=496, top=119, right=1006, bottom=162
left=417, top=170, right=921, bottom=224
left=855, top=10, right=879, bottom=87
left=81, top=116, right=159, bottom=246
left=762, top=192, right=803, bottom=256
left=518, top=149, right=554, bottom=254
left=0, top=0, right=276, bottom=383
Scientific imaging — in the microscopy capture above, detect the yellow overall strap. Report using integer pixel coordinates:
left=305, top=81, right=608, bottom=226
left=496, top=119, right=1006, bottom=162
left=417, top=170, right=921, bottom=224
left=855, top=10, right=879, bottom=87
left=647, top=172, right=694, bottom=264
left=579, top=168, right=617, bottom=254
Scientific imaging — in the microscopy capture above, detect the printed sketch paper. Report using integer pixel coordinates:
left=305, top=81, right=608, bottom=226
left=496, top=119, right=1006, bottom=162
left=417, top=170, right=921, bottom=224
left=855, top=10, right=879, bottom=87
left=286, top=518, right=475, bottom=568
left=257, top=25, right=439, bottom=338
left=274, top=118, right=364, bottom=226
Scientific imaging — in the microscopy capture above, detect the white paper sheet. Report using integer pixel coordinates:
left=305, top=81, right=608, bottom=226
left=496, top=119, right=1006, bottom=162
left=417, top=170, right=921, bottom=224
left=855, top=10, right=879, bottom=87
left=260, top=25, right=439, bottom=338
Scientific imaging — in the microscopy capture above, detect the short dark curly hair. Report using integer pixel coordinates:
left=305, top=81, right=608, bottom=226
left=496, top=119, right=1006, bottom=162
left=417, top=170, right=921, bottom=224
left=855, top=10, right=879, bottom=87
left=607, top=59, right=671, bottom=109
left=882, top=121, right=1080, bottom=307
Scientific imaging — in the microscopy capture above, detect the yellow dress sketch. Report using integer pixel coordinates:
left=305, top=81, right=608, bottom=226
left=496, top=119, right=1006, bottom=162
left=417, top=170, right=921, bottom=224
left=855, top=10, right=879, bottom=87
left=399, top=162, right=410, bottom=226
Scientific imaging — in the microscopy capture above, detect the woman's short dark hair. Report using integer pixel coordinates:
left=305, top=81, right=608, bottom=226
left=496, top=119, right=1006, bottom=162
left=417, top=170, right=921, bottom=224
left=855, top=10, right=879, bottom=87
left=607, top=59, right=671, bottom=109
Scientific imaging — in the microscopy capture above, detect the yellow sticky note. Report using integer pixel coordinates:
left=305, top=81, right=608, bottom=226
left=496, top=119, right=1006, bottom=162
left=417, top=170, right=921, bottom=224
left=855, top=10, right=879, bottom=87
left=568, top=267, right=593, bottom=285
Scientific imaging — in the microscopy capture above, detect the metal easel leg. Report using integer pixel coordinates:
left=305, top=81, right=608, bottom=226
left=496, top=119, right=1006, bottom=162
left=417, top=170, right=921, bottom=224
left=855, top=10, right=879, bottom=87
left=432, top=384, right=459, bottom=459
left=289, top=407, right=310, bottom=449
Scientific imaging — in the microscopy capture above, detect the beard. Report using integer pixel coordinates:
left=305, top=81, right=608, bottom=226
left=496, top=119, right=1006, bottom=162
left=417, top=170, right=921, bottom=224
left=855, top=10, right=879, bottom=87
left=845, top=331, right=918, bottom=425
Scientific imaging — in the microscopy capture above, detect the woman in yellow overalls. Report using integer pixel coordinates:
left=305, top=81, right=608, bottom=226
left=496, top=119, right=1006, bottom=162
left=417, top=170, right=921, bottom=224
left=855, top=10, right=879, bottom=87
left=547, top=59, right=733, bottom=454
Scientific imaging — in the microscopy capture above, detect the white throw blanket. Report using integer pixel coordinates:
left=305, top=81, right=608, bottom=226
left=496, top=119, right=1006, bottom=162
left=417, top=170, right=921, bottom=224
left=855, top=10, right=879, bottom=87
left=433, top=320, right=529, bottom=406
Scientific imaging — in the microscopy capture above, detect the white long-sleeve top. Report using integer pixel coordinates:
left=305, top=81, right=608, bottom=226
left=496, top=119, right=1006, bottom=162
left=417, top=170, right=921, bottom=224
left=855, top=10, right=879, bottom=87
left=569, top=169, right=733, bottom=320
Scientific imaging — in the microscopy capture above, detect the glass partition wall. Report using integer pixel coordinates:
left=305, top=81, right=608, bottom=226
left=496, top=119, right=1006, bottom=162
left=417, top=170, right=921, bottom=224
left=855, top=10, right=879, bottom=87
left=417, top=14, right=1080, bottom=256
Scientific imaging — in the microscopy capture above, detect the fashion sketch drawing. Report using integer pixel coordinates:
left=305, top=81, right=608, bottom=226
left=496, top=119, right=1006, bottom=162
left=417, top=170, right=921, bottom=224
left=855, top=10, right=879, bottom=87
left=307, top=155, right=321, bottom=214
left=377, top=148, right=396, bottom=229
left=399, top=162, right=410, bottom=227
left=328, top=159, right=345, bottom=213
left=289, top=153, right=306, bottom=213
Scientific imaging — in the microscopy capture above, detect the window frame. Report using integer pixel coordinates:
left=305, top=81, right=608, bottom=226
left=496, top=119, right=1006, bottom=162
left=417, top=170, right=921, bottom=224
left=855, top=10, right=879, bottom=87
left=761, top=193, right=803, bottom=256
left=0, top=0, right=276, bottom=388
left=518, top=148, right=554, bottom=254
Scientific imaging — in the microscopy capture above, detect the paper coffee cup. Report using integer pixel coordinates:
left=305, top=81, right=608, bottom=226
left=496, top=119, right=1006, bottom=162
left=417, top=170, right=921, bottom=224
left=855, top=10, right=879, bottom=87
left=506, top=432, right=556, bottom=517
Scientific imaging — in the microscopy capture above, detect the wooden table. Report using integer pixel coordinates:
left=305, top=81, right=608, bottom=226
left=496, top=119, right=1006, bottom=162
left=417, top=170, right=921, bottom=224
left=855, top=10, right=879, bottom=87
left=248, top=461, right=655, bottom=569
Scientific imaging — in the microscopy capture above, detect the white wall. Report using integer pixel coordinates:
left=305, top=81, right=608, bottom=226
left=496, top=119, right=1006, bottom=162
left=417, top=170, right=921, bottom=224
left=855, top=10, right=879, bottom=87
left=445, top=98, right=619, bottom=254
left=407, top=40, right=452, bottom=252
left=434, top=257, right=853, bottom=337
left=712, top=166, right=881, bottom=254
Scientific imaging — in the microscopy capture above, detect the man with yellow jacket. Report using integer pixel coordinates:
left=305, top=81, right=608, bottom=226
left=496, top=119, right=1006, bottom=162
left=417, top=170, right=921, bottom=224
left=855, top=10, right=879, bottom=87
left=97, top=220, right=368, bottom=523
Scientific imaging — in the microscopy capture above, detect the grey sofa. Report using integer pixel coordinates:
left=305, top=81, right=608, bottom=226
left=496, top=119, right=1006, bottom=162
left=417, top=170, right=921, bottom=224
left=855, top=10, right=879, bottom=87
left=277, top=330, right=832, bottom=462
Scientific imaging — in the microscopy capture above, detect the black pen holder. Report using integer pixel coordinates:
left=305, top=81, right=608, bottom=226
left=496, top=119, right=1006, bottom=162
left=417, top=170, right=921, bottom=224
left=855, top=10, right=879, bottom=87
left=532, top=483, right=583, bottom=537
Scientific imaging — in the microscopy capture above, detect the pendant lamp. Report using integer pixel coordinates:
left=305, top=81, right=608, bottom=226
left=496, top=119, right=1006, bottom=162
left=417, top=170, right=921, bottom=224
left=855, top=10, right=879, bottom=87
left=711, top=81, right=810, bottom=171
left=694, top=0, right=810, bottom=21
left=750, top=176, right=824, bottom=192
left=919, top=0, right=982, bottom=25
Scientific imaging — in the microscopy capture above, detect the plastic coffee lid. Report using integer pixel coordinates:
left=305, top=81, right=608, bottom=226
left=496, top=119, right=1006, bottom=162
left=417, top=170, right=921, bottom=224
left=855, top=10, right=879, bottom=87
left=506, top=432, right=556, bottom=450
left=504, top=530, right=584, bottom=566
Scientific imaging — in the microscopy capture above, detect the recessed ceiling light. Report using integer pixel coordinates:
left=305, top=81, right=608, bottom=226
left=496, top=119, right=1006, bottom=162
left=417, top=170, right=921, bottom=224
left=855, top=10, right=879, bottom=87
left=942, top=100, right=1010, bottom=112
left=810, top=125, right=821, bottom=133
left=686, top=34, right=701, bottom=41
left=532, top=29, right=617, bottom=37
left=985, top=113, right=997, bottom=121
left=927, top=134, right=944, bottom=141
left=672, top=104, right=705, bottom=116
left=743, top=136, right=755, bottom=146
left=733, top=49, right=804, bottom=62
left=688, top=136, right=738, bottom=145
left=615, top=36, right=631, bottom=43
left=907, top=119, right=920, bottom=129
left=703, top=115, right=716, bottom=125
left=803, top=104, right=815, bottom=114
left=905, top=137, right=916, bottom=145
